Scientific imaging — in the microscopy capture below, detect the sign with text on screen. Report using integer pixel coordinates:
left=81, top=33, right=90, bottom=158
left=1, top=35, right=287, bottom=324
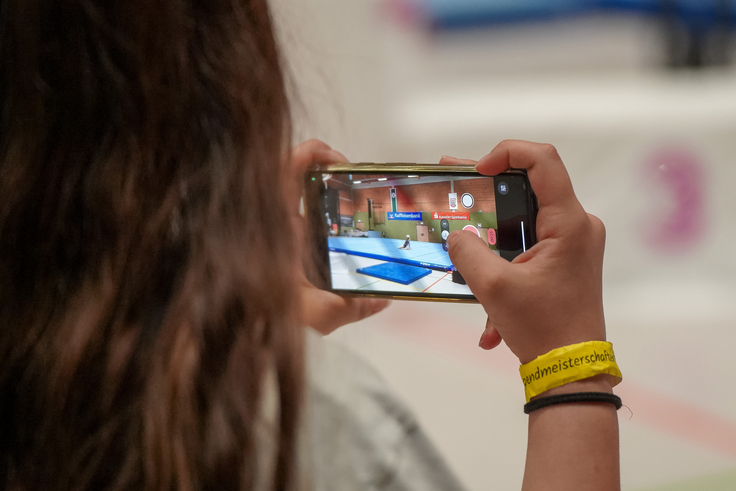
left=387, top=212, right=423, bottom=221
left=432, top=212, right=470, bottom=220
left=449, top=192, right=458, bottom=210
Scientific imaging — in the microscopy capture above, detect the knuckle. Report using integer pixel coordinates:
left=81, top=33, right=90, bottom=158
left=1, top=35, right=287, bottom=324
left=472, top=272, right=504, bottom=303
left=495, top=139, right=517, bottom=153
left=585, top=213, right=607, bottom=249
left=539, top=143, right=561, bottom=161
left=484, top=270, right=506, bottom=291
left=295, top=139, right=328, bottom=156
left=588, top=214, right=606, bottom=239
left=304, top=138, right=325, bottom=148
left=314, top=140, right=333, bottom=154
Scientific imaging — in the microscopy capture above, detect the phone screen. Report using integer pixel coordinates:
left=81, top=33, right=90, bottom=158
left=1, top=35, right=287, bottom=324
left=305, top=170, right=536, bottom=300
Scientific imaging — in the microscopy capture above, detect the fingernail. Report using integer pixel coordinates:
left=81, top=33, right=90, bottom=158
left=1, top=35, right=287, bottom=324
left=446, top=231, right=458, bottom=245
left=440, top=155, right=456, bottom=160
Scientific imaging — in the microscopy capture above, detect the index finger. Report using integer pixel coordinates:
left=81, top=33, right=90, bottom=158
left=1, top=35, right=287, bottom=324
left=290, top=139, right=348, bottom=173
left=439, top=156, right=478, bottom=166
left=476, top=140, right=578, bottom=210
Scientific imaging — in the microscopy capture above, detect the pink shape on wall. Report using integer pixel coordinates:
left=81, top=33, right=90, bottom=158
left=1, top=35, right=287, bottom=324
left=643, top=148, right=706, bottom=254
left=380, top=0, right=425, bottom=28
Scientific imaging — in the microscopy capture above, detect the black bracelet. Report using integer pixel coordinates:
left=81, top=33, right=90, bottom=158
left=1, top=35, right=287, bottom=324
left=524, top=392, right=622, bottom=414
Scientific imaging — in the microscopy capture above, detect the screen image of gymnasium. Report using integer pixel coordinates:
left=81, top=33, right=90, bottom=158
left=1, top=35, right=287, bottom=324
left=321, top=173, right=499, bottom=296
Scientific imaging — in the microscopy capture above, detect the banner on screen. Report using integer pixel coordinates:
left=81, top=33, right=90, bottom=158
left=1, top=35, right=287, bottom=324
left=431, top=212, right=470, bottom=220
left=387, top=212, right=423, bottom=221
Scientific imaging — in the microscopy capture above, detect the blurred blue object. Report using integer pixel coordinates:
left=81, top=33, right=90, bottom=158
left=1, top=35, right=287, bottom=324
left=417, top=0, right=736, bottom=29
left=423, top=0, right=594, bottom=28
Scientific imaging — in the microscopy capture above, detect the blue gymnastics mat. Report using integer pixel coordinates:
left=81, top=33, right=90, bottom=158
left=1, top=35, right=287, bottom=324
left=328, top=237, right=455, bottom=271
left=356, top=262, right=433, bottom=285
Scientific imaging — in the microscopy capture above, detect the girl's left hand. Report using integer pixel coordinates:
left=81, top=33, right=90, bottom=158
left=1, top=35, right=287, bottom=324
left=286, top=139, right=390, bottom=334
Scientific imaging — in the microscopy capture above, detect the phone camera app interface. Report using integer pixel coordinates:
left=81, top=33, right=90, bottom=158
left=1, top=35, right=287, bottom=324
left=318, top=172, right=510, bottom=298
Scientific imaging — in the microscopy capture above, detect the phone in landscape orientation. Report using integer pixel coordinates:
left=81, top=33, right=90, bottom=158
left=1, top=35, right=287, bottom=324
left=304, top=163, right=538, bottom=302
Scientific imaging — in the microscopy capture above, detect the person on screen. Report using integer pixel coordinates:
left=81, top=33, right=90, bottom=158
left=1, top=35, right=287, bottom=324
left=398, top=234, right=412, bottom=250
left=0, top=0, right=620, bottom=489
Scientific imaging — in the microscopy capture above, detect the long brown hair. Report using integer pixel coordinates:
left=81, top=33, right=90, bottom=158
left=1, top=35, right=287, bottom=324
left=0, top=0, right=303, bottom=489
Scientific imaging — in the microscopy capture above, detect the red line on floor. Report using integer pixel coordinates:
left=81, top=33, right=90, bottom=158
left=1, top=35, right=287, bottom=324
left=377, top=304, right=736, bottom=462
left=422, top=272, right=451, bottom=293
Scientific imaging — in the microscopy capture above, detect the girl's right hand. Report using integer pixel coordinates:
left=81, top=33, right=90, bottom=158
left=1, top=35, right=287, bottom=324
left=443, top=141, right=607, bottom=365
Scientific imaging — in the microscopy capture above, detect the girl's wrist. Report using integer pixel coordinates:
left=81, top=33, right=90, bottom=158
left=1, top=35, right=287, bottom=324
left=517, top=321, right=607, bottom=365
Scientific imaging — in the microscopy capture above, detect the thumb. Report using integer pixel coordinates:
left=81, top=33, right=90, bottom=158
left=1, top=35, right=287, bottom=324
left=447, top=230, right=509, bottom=302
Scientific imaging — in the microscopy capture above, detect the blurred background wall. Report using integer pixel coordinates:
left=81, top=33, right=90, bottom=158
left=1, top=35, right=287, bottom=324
left=271, top=1, right=736, bottom=489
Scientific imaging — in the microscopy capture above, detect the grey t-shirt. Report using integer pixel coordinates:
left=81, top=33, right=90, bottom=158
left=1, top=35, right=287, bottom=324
left=301, top=330, right=467, bottom=491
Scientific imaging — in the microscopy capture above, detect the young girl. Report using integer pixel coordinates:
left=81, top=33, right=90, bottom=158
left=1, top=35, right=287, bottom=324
left=398, top=235, right=412, bottom=250
left=0, top=0, right=621, bottom=489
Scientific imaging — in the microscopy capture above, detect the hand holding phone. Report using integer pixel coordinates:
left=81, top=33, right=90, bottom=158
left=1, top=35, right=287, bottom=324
left=288, top=140, right=390, bottom=334
left=443, top=141, right=607, bottom=364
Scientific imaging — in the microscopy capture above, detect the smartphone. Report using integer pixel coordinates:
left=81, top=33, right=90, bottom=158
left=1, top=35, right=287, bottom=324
left=304, top=163, right=538, bottom=302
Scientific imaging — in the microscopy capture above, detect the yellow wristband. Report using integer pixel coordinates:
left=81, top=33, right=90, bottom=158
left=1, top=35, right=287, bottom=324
left=519, top=341, right=623, bottom=403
